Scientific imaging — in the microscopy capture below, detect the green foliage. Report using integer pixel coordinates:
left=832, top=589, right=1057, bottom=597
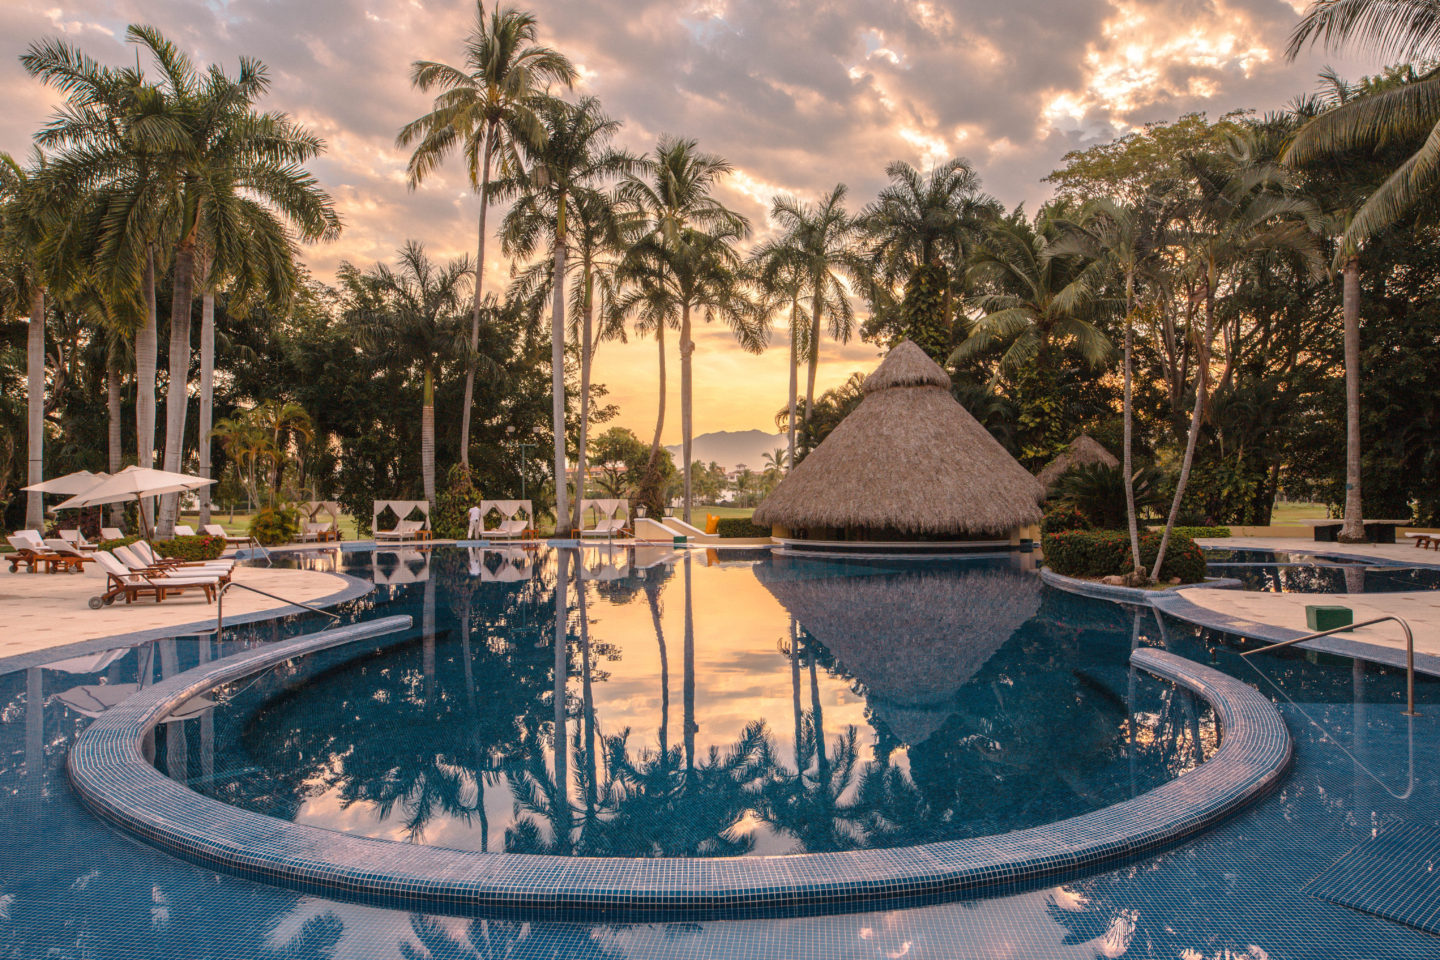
left=97, top=535, right=141, bottom=551
left=1045, top=111, right=1252, bottom=203
left=895, top=261, right=952, bottom=362
left=1053, top=462, right=1165, bottom=529
left=1040, top=504, right=1092, bottom=535
left=432, top=465, right=483, bottom=539
left=1166, top=526, right=1231, bottom=539
left=716, top=516, right=771, bottom=538
left=249, top=505, right=301, bottom=546
left=151, top=535, right=226, bottom=561
left=1043, top=529, right=1207, bottom=584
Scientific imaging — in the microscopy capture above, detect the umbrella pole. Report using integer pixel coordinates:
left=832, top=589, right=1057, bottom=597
left=137, top=494, right=153, bottom=541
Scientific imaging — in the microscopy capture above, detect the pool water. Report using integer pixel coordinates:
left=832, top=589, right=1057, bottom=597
left=1204, top=547, right=1440, bottom=594
left=152, top=547, right=1213, bottom=858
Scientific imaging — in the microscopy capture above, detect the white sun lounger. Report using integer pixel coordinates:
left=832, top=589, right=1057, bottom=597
left=91, top=552, right=220, bottom=607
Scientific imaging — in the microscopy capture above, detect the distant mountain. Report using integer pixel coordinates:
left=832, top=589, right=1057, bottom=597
left=666, top=429, right=787, bottom=472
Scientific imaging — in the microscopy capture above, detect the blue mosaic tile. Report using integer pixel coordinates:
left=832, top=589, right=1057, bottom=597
left=1304, top=819, right=1440, bottom=933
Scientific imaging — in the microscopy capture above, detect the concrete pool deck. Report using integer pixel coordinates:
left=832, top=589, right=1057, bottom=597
left=0, top=562, right=354, bottom=660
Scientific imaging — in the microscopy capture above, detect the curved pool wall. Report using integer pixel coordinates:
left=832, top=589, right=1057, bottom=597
left=67, top=614, right=1292, bottom=921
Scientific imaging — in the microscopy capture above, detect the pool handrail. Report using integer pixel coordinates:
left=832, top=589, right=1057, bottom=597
left=1240, top=614, right=1420, bottom=717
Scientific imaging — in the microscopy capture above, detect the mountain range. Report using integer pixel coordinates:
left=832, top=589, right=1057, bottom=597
left=665, top=429, right=787, bottom=472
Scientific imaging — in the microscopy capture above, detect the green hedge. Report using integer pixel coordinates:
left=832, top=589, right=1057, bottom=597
left=716, top=517, right=771, bottom=539
left=1043, top=529, right=1207, bottom=584
left=151, top=534, right=227, bottom=561
left=1041, top=504, right=1093, bottom=534
left=1165, top=525, right=1231, bottom=539
left=250, top=506, right=301, bottom=546
left=97, top=535, right=142, bottom=551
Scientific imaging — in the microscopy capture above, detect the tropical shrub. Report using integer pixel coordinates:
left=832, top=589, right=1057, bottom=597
left=716, top=517, right=771, bottom=538
left=152, top=535, right=226, bottom=561
left=1166, top=525, right=1231, bottom=539
left=1053, top=462, right=1165, bottom=529
left=97, top=534, right=141, bottom=551
left=1041, top=503, right=1092, bottom=535
left=1043, top=529, right=1206, bottom=584
left=432, top=465, right=481, bottom=539
left=249, top=505, right=301, bottom=546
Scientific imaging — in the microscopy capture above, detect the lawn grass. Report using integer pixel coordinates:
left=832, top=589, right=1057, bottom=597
left=1269, top=501, right=1329, bottom=525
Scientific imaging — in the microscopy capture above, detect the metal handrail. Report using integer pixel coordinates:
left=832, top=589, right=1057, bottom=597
left=189, top=578, right=342, bottom=639
left=1241, top=615, right=1420, bottom=717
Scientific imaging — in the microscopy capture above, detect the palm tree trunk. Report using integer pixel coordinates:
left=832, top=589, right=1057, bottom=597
left=1122, top=274, right=1142, bottom=577
left=570, top=268, right=594, bottom=533
left=551, top=202, right=570, bottom=534
left=1152, top=293, right=1213, bottom=581
left=459, top=130, right=495, bottom=471
left=649, top=322, right=667, bottom=463
left=421, top=368, right=436, bottom=505
left=24, top=288, right=45, bottom=530
left=197, top=290, right=216, bottom=525
left=135, top=249, right=158, bottom=534
left=159, top=239, right=198, bottom=536
left=680, top=301, right=694, bottom=524
left=107, top=341, right=123, bottom=528
left=803, top=291, right=824, bottom=452
left=787, top=299, right=799, bottom=469
left=1338, top=256, right=1365, bottom=543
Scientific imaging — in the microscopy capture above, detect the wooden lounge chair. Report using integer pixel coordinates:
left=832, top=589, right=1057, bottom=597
left=100, top=527, right=125, bottom=541
left=91, top=552, right=220, bottom=608
left=6, top=535, right=73, bottom=573
left=173, top=524, right=196, bottom=537
left=126, top=541, right=234, bottom=579
left=59, top=529, right=99, bottom=552
left=580, top=499, right=631, bottom=540
left=42, top=539, right=97, bottom=570
left=201, top=524, right=255, bottom=549
left=1405, top=532, right=1438, bottom=550
left=298, top=521, right=338, bottom=543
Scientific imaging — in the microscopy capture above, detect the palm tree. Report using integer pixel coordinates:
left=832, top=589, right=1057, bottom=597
left=1053, top=196, right=1168, bottom=577
left=343, top=242, right=472, bottom=505
left=764, top=187, right=857, bottom=451
left=398, top=1, right=575, bottom=471
left=619, top=137, right=754, bottom=521
left=610, top=238, right=679, bottom=512
left=748, top=244, right=811, bottom=468
left=1150, top=151, right=1323, bottom=578
left=494, top=97, right=631, bottom=531
left=0, top=151, right=58, bottom=529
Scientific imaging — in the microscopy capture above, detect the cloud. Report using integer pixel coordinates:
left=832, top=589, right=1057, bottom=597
left=0, top=0, right=1383, bottom=441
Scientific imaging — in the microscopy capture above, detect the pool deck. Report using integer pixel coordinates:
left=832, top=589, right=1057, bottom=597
left=1159, top=536, right=1440, bottom=665
left=0, top=562, right=354, bottom=661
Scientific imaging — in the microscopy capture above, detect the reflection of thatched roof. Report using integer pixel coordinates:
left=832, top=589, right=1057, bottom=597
left=1036, top=434, right=1118, bottom=491
left=754, top=555, right=1042, bottom=744
left=754, top=341, right=1043, bottom=536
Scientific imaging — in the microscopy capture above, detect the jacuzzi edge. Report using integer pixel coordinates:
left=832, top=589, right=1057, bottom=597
left=66, top=615, right=1292, bottom=921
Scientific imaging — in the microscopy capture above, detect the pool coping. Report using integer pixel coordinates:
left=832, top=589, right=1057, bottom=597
left=1150, top=590, right=1440, bottom=679
left=0, top=570, right=375, bottom=676
left=1040, top=567, right=1244, bottom=604
left=66, top=619, right=1292, bottom=921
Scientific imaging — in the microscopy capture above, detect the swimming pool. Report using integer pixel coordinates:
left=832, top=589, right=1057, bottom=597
left=1204, top=547, right=1440, bottom=594
left=149, top=548, right=1210, bottom=858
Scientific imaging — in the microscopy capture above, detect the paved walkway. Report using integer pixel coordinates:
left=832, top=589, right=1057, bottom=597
left=0, top=562, right=350, bottom=660
left=1178, top=536, right=1440, bottom=662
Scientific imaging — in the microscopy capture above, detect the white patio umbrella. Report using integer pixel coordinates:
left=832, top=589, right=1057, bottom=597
left=21, top=469, right=110, bottom=495
left=52, top=466, right=215, bottom=538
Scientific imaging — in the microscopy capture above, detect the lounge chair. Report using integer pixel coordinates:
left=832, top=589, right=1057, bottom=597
left=6, top=535, right=79, bottom=573
left=42, top=539, right=97, bottom=569
left=298, top=521, right=338, bottom=543
left=173, top=524, right=196, bottom=537
left=91, top=552, right=220, bottom=608
left=100, top=527, right=125, bottom=542
left=486, top=518, right=530, bottom=540
left=375, top=519, right=429, bottom=541
left=113, top=544, right=232, bottom=583
left=1405, top=532, right=1438, bottom=550
left=59, top=529, right=99, bottom=552
left=201, top=524, right=254, bottom=548
left=128, top=541, right=234, bottom=578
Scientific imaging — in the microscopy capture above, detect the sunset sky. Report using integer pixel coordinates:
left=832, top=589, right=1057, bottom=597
left=1, top=1, right=1375, bottom=444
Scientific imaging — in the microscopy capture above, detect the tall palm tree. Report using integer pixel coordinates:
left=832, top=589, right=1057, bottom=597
left=398, top=1, right=575, bottom=471
left=0, top=152, right=59, bottom=529
left=494, top=97, right=630, bottom=531
left=1150, top=151, right=1323, bottom=578
left=758, top=186, right=856, bottom=456
left=344, top=242, right=472, bottom=505
left=619, top=138, right=756, bottom=522
left=1053, top=196, right=1168, bottom=577
left=748, top=244, right=810, bottom=468
left=117, top=26, right=340, bottom=535
left=610, top=238, right=679, bottom=511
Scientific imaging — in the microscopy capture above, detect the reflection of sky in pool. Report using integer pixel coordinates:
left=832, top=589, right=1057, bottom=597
left=1204, top=547, right=1440, bottom=594
left=152, top=548, right=1212, bottom=857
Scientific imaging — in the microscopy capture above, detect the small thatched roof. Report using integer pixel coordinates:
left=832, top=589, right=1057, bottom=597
left=754, top=341, right=1044, bottom=536
left=1035, top=434, right=1119, bottom=492
left=754, top=556, right=1041, bottom=745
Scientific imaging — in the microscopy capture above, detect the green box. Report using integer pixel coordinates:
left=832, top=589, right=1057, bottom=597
left=1306, top=604, right=1353, bottom=632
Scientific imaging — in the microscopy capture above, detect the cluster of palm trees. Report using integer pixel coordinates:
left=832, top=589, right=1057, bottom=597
left=0, top=26, right=338, bottom=535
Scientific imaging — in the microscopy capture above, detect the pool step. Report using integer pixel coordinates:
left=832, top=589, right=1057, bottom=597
left=1303, top=819, right=1440, bottom=934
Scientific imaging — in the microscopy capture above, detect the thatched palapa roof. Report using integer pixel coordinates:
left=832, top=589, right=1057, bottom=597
left=753, top=341, right=1044, bottom=536
left=1036, top=434, right=1119, bottom=492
